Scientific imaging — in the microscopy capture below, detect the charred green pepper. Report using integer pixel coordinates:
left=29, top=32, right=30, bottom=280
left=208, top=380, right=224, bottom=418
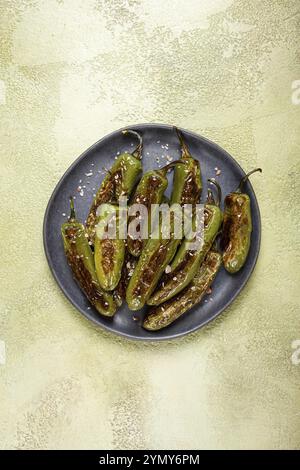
left=94, top=203, right=127, bottom=291
left=221, top=168, right=262, bottom=273
left=61, top=198, right=116, bottom=316
left=113, top=250, right=137, bottom=307
left=143, top=250, right=222, bottom=331
left=148, top=179, right=223, bottom=306
left=126, top=210, right=182, bottom=311
left=171, top=127, right=202, bottom=205
left=126, top=129, right=202, bottom=311
left=86, top=129, right=143, bottom=243
left=127, top=160, right=183, bottom=257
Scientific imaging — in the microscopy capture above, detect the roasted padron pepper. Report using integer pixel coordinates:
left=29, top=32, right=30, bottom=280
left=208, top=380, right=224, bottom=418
left=126, top=130, right=202, bottom=311
left=94, top=203, right=127, bottom=291
left=86, top=129, right=143, bottom=243
left=125, top=210, right=182, bottom=310
left=127, top=160, right=183, bottom=257
left=171, top=127, right=202, bottom=205
left=61, top=198, right=116, bottom=316
left=113, top=250, right=137, bottom=307
left=221, top=168, right=262, bottom=273
left=148, top=179, right=223, bottom=306
left=143, top=250, right=222, bottom=331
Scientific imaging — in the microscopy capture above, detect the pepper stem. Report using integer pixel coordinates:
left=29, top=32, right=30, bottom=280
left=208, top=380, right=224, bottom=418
left=174, top=127, right=191, bottom=160
left=237, top=168, right=262, bottom=192
left=122, top=129, right=143, bottom=160
left=159, top=159, right=186, bottom=175
left=69, top=196, right=76, bottom=220
left=207, top=178, right=222, bottom=207
left=206, top=188, right=216, bottom=206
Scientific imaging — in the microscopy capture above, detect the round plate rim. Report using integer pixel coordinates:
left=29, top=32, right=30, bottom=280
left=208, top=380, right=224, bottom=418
left=43, top=122, right=261, bottom=341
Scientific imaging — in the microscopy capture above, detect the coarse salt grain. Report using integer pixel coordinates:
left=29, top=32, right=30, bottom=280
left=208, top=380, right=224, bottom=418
left=165, top=265, right=171, bottom=273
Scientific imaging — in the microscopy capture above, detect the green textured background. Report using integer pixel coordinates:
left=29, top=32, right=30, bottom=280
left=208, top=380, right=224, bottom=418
left=0, top=0, right=300, bottom=450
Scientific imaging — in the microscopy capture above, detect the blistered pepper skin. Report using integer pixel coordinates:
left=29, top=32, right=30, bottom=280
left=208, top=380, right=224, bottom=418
left=86, top=130, right=143, bottom=243
left=221, top=168, right=261, bottom=274
left=61, top=199, right=116, bottom=316
left=127, top=170, right=168, bottom=257
left=143, top=251, right=222, bottom=331
left=148, top=179, right=222, bottom=306
left=94, top=204, right=126, bottom=291
left=126, top=236, right=179, bottom=311
left=222, top=193, right=252, bottom=273
left=171, top=128, right=202, bottom=205
left=125, top=129, right=202, bottom=311
left=148, top=204, right=222, bottom=306
left=113, top=251, right=137, bottom=307
left=127, top=161, right=183, bottom=257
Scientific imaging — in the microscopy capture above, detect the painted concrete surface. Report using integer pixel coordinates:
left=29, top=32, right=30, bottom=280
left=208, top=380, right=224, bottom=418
left=0, top=0, right=299, bottom=449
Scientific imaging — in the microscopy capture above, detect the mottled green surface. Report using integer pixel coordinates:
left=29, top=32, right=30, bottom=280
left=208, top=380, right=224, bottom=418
left=0, top=0, right=300, bottom=450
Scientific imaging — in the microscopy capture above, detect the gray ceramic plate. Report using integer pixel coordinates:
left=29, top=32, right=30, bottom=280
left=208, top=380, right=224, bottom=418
left=43, top=124, right=261, bottom=340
